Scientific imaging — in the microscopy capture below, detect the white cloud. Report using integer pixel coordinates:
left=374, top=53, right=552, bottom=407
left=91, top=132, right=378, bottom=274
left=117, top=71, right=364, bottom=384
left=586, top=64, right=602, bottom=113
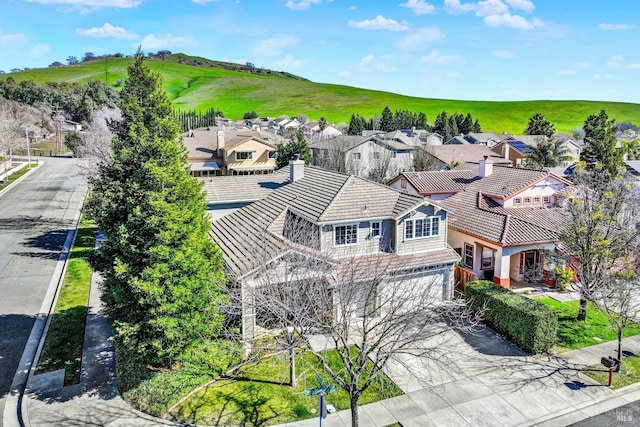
left=360, top=53, right=374, bottom=65
left=607, top=55, right=640, bottom=70
left=348, top=5, right=357, bottom=10
left=0, top=31, right=28, bottom=44
left=356, top=53, right=395, bottom=72
left=492, top=49, right=516, bottom=58
left=76, top=23, right=137, bottom=39
left=348, top=15, right=410, bottom=31
left=558, top=68, right=576, bottom=75
left=420, top=49, right=465, bottom=65
left=138, top=33, right=197, bottom=50
left=484, top=13, right=541, bottom=30
left=285, top=0, right=321, bottom=10
left=444, top=0, right=476, bottom=14
left=253, top=34, right=299, bottom=56
left=25, top=0, right=142, bottom=7
left=275, top=54, right=305, bottom=69
left=593, top=73, right=614, bottom=79
left=599, top=23, right=635, bottom=31
left=29, top=43, right=50, bottom=57
left=338, top=70, right=352, bottom=77
left=397, top=26, right=446, bottom=51
left=505, top=0, right=534, bottom=13
left=399, top=0, right=436, bottom=15
left=475, top=0, right=508, bottom=17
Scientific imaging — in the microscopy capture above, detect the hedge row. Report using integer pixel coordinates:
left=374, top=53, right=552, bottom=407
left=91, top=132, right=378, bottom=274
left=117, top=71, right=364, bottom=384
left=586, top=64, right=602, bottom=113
left=465, top=280, right=557, bottom=354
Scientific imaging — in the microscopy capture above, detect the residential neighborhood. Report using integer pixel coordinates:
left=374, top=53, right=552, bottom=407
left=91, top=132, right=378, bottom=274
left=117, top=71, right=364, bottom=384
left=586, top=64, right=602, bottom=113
left=3, top=1, right=640, bottom=426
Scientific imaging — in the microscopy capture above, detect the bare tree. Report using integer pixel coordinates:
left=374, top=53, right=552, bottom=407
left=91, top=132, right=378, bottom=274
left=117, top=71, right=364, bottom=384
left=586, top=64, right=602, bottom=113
left=0, top=102, right=22, bottom=174
left=367, top=149, right=396, bottom=183
left=412, top=146, right=438, bottom=171
left=594, top=265, right=640, bottom=371
left=555, top=167, right=640, bottom=321
left=232, top=225, right=476, bottom=427
left=74, top=107, right=121, bottom=175
left=313, top=137, right=349, bottom=174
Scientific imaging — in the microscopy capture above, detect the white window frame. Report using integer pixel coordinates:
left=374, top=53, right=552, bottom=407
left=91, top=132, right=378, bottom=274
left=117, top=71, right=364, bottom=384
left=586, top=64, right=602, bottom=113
left=404, top=217, right=440, bottom=240
left=480, top=246, right=495, bottom=270
left=335, top=224, right=358, bottom=246
left=513, top=197, right=522, bottom=205
left=236, top=151, right=253, bottom=161
left=370, top=221, right=381, bottom=238
left=464, top=243, right=474, bottom=269
left=372, top=151, right=381, bottom=160
left=352, top=152, right=362, bottom=161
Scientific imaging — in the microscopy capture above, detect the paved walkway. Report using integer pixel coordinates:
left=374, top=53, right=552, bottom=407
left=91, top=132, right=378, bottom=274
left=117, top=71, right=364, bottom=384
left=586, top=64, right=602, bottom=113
left=14, top=274, right=640, bottom=427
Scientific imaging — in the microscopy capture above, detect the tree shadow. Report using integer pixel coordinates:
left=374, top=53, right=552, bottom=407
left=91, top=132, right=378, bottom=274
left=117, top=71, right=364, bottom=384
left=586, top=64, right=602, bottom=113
left=0, top=314, right=37, bottom=401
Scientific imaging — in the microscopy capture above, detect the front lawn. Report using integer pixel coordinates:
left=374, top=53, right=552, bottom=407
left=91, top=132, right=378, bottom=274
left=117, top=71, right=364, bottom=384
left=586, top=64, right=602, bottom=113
left=169, top=348, right=403, bottom=426
left=534, top=296, right=640, bottom=352
left=35, top=217, right=96, bottom=384
left=584, top=353, right=640, bottom=389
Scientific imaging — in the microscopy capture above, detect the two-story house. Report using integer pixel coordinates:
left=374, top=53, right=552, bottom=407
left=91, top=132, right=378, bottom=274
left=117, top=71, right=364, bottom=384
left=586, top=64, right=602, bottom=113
left=389, top=158, right=572, bottom=289
left=211, top=159, right=460, bottom=340
left=184, top=129, right=277, bottom=176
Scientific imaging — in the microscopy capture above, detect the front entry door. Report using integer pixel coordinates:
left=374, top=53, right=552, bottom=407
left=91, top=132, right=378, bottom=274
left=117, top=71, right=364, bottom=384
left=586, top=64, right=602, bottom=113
left=520, top=250, right=541, bottom=280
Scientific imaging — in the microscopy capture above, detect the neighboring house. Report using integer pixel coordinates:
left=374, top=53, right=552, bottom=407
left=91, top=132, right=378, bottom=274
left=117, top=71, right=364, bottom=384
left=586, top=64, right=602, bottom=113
left=423, top=144, right=512, bottom=170
left=389, top=158, right=573, bottom=289
left=184, top=129, right=277, bottom=176
left=445, top=132, right=508, bottom=147
left=210, top=160, right=460, bottom=340
left=491, top=135, right=581, bottom=166
left=61, top=120, right=82, bottom=132
left=303, top=122, right=343, bottom=142
left=310, top=134, right=415, bottom=180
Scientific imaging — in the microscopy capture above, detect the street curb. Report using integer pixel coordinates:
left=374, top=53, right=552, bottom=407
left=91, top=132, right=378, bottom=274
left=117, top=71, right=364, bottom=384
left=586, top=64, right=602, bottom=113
left=0, top=160, right=43, bottom=199
left=2, top=182, right=86, bottom=427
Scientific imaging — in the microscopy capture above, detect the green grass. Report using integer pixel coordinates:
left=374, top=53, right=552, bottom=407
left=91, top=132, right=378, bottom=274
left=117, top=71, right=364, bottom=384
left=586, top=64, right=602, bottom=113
left=534, top=296, right=640, bottom=352
left=5, top=54, right=640, bottom=134
left=170, top=349, right=403, bottom=426
left=583, top=353, right=640, bottom=389
left=35, top=217, right=96, bottom=385
left=0, top=162, right=36, bottom=191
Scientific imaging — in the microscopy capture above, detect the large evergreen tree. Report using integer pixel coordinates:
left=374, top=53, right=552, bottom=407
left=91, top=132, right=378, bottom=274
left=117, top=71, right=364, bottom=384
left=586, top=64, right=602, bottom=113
left=86, top=52, right=226, bottom=365
left=276, top=127, right=312, bottom=168
left=524, top=112, right=556, bottom=138
left=580, top=108, right=623, bottom=179
left=379, top=106, right=394, bottom=132
left=348, top=113, right=365, bottom=135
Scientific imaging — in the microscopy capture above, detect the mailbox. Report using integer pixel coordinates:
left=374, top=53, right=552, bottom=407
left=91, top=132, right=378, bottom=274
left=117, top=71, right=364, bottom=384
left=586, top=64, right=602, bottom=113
left=601, top=357, right=619, bottom=368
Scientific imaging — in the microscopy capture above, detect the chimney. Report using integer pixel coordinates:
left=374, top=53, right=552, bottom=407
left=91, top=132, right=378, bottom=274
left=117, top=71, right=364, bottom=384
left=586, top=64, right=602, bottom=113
left=290, top=154, right=304, bottom=182
left=503, top=143, right=510, bottom=159
left=479, top=155, right=493, bottom=178
left=216, top=130, right=225, bottom=150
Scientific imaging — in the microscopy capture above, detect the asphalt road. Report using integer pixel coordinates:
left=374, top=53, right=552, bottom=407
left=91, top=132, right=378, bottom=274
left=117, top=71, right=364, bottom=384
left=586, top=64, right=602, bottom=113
left=570, top=400, right=640, bottom=426
left=0, top=157, right=86, bottom=425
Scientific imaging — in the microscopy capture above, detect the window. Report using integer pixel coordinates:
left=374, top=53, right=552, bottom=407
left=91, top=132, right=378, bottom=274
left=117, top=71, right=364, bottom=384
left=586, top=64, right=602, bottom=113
left=391, top=151, right=398, bottom=159
left=523, top=197, right=531, bottom=204
left=370, top=221, right=381, bottom=238
left=514, top=198, right=522, bottom=205
left=352, top=152, right=362, bottom=161
left=372, top=152, right=381, bottom=160
left=268, top=151, right=277, bottom=159
left=401, top=179, right=407, bottom=189
left=335, top=224, right=358, bottom=245
left=405, top=217, right=440, bottom=239
left=464, top=243, right=474, bottom=268
left=543, top=196, right=550, bottom=203
left=533, top=196, right=541, bottom=204
left=236, top=151, right=253, bottom=160
left=481, top=246, right=495, bottom=270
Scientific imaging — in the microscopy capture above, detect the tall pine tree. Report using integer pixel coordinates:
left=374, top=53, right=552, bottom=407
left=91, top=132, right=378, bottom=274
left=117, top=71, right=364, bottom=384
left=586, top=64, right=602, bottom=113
left=86, top=51, right=226, bottom=365
left=580, top=108, right=623, bottom=179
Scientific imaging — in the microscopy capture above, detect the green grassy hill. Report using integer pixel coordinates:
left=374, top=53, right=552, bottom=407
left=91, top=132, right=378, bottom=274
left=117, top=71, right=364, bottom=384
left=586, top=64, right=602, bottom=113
left=6, top=53, right=640, bottom=134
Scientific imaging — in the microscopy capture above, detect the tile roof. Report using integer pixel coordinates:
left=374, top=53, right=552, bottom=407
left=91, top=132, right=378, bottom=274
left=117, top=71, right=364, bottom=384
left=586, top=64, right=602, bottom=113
left=396, top=164, right=572, bottom=246
left=425, top=144, right=512, bottom=165
left=211, top=166, right=439, bottom=275
left=202, top=168, right=290, bottom=203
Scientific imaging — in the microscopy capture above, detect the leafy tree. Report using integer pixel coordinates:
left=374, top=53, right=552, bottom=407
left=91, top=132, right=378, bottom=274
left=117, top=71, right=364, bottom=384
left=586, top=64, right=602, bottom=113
left=243, top=111, right=258, bottom=119
left=82, top=52, right=95, bottom=62
left=379, top=106, right=394, bottom=132
left=318, top=116, right=328, bottom=131
left=86, top=51, right=227, bottom=366
left=447, top=115, right=459, bottom=138
left=579, top=109, right=623, bottom=179
left=524, top=113, right=556, bottom=138
left=66, top=56, right=79, bottom=65
left=416, top=112, right=428, bottom=130
left=556, top=168, right=640, bottom=322
left=433, top=111, right=449, bottom=140
left=525, top=136, right=571, bottom=168
left=276, top=127, right=312, bottom=168
left=460, top=113, right=473, bottom=134
left=472, top=118, right=482, bottom=133
left=347, top=113, right=365, bottom=135
left=49, top=61, right=64, bottom=68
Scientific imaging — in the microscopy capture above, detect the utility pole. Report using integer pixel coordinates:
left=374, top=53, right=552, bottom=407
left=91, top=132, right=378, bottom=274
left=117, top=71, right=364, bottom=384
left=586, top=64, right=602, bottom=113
left=24, top=126, right=31, bottom=166
left=54, top=107, right=63, bottom=153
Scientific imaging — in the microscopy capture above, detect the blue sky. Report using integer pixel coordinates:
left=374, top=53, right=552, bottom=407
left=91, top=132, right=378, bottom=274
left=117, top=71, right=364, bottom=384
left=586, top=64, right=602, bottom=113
left=1, top=0, right=639, bottom=103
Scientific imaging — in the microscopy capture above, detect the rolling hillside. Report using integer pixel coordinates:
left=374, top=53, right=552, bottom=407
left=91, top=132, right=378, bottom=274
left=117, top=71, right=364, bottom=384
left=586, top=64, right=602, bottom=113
left=5, top=53, right=640, bottom=134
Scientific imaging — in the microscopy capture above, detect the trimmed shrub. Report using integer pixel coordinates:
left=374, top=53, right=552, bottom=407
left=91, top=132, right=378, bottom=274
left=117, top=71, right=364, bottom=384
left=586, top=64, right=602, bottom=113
left=465, top=280, right=557, bottom=354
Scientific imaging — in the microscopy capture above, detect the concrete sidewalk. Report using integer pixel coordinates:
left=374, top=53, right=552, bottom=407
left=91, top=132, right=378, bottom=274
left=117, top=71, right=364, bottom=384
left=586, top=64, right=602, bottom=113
left=19, top=273, right=640, bottom=427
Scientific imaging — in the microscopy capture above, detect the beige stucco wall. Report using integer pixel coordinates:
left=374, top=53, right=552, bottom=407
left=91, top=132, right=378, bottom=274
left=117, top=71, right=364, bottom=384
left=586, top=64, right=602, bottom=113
left=225, top=139, right=276, bottom=172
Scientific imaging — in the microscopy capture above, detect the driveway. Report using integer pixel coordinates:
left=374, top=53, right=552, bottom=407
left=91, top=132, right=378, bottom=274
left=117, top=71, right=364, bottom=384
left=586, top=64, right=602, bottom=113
left=0, top=158, right=87, bottom=426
